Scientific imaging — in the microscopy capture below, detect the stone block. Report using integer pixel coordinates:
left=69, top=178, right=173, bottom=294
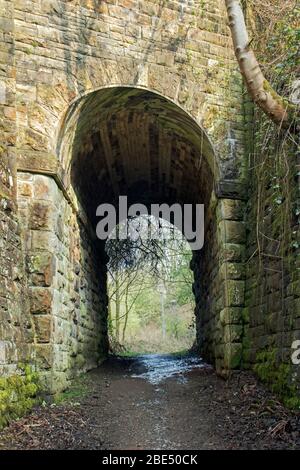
left=33, top=315, right=52, bottom=343
left=0, top=82, right=6, bottom=105
left=17, top=181, right=33, bottom=197
left=265, top=312, right=284, bottom=334
left=225, top=280, right=245, bottom=307
left=220, top=262, right=245, bottom=280
left=53, top=347, right=69, bottom=372
left=219, top=220, right=246, bottom=244
left=30, top=230, right=56, bottom=251
left=29, top=201, right=55, bottom=230
left=220, top=243, right=245, bottom=262
left=35, top=344, right=53, bottom=370
left=220, top=307, right=243, bottom=325
left=293, top=298, right=300, bottom=317
left=33, top=175, right=58, bottom=201
left=224, top=324, right=243, bottom=343
left=27, top=252, right=56, bottom=286
left=0, top=18, right=13, bottom=33
left=50, top=371, right=69, bottom=394
left=242, top=306, right=250, bottom=324
left=217, top=199, right=245, bottom=221
left=216, top=181, right=247, bottom=200
left=242, top=348, right=256, bottom=364
left=29, top=287, right=53, bottom=314
left=224, top=343, right=243, bottom=369
left=17, top=151, right=58, bottom=174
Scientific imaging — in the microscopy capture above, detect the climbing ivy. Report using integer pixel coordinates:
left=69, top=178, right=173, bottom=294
left=245, top=1, right=300, bottom=408
left=249, top=1, right=299, bottom=99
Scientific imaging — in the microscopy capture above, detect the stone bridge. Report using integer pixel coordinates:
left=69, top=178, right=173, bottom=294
left=0, top=0, right=299, bottom=397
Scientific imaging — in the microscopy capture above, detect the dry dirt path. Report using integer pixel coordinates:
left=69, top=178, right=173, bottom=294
left=0, top=354, right=299, bottom=450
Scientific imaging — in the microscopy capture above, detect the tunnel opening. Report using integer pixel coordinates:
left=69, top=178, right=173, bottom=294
left=105, top=215, right=196, bottom=356
left=54, top=85, right=230, bottom=383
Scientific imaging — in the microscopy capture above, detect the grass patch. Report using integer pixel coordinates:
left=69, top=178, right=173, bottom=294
left=117, top=348, right=192, bottom=358
left=116, top=350, right=141, bottom=358
left=54, top=375, right=88, bottom=405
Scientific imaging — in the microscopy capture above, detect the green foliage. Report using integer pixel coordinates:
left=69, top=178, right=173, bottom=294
left=252, top=2, right=299, bottom=98
left=265, top=13, right=299, bottom=90
left=254, top=349, right=300, bottom=409
left=169, top=256, right=194, bottom=306
left=110, top=272, right=195, bottom=354
left=107, top=217, right=195, bottom=353
left=247, top=2, right=300, bottom=409
left=0, top=364, right=39, bottom=429
left=133, top=280, right=161, bottom=325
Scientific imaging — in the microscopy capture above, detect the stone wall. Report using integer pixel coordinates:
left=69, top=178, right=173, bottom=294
left=0, top=0, right=33, bottom=378
left=193, top=194, right=246, bottom=375
left=16, top=173, right=108, bottom=392
left=12, top=0, right=245, bottom=180
left=243, top=118, right=300, bottom=404
left=1, top=0, right=247, bottom=395
left=0, top=203, right=33, bottom=377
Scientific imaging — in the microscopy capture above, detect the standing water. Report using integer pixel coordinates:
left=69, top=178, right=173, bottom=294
left=130, top=353, right=210, bottom=385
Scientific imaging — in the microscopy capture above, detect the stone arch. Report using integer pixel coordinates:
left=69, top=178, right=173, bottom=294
left=16, top=60, right=245, bottom=185
left=16, top=86, right=247, bottom=393
left=56, top=85, right=220, bottom=184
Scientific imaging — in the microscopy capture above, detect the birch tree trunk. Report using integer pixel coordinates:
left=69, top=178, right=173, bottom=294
left=122, top=283, right=129, bottom=343
left=115, top=271, right=120, bottom=342
left=224, top=0, right=297, bottom=128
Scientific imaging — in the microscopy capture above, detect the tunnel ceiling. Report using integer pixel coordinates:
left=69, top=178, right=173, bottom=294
left=68, top=88, right=215, bottom=224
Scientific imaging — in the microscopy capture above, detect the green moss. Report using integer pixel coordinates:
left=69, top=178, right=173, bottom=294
left=224, top=343, right=243, bottom=369
left=54, top=374, right=87, bottom=405
left=0, top=364, right=39, bottom=429
left=263, top=79, right=298, bottom=123
left=263, top=80, right=286, bottom=106
left=254, top=349, right=300, bottom=409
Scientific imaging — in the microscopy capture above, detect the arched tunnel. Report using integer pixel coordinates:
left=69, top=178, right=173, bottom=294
left=60, top=86, right=221, bottom=368
left=64, top=87, right=216, bottom=213
left=15, top=86, right=246, bottom=394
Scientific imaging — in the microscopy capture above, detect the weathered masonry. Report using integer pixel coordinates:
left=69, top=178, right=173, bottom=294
left=0, top=0, right=299, bottom=401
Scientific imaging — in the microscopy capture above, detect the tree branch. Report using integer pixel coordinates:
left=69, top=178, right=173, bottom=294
left=224, top=0, right=298, bottom=128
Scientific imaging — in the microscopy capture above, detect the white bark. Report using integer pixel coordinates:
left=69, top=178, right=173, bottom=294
left=225, top=0, right=295, bottom=128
